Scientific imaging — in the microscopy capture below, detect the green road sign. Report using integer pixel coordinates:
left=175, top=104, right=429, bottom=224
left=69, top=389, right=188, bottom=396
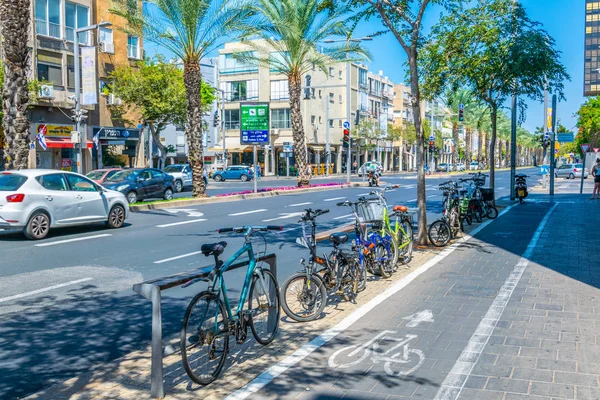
left=240, top=103, right=269, bottom=145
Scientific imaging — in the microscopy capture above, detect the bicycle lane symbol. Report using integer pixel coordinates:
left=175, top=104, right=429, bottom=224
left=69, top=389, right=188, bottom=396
left=328, top=330, right=425, bottom=377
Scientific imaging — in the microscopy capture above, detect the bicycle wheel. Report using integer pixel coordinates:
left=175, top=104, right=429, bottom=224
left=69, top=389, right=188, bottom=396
left=374, top=234, right=398, bottom=278
left=181, top=291, right=229, bottom=386
left=486, top=205, right=498, bottom=219
left=249, top=269, right=281, bottom=345
left=428, top=220, right=451, bottom=247
left=357, top=262, right=367, bottom=292
left=397, top=221, right=413, bottom=264
left=281, top=272, right=327, bottom=323
left=472, top=203, right=483, bottom=223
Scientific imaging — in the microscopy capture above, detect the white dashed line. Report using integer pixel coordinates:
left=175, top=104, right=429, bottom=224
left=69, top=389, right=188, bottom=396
left=262, top=212, right=304, bottom=222
left=324, top=197, right=346, bottom=202
left=154, top=251, right=204, bottom=264
left=288, top=202, right=312, bottom=207
left=0, top=278, right=93, bottom=303
left=228, top=209, right=267, bottom=216
left=333, top=213, right=353, bottom=220
left=156, top=219, right=207, bottom=228
left=34, top=234, right=112, bottom=247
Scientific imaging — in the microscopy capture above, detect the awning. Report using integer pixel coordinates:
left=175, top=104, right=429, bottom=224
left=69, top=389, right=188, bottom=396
left=273, top=137, right=294, bottom=146
left=45, top=138, right=93, bottom=149
left=223, top=137, right=252, bottom=152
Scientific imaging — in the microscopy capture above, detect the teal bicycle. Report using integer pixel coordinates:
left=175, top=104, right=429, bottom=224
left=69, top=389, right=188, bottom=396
left=180, top=225, right=282, bottom=385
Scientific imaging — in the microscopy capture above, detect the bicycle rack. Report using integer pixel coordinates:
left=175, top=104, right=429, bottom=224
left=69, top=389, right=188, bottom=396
left=132, top=253, right=277, bottom=399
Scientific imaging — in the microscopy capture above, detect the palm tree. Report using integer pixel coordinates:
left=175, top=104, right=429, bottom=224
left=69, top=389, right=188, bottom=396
left=110, top=0, right=250, bottom=197
left=238, top=0, right=368, bottom=186
left=1, top=0, right=31, bottom=170
left=445, top=88, right=478, bottom=170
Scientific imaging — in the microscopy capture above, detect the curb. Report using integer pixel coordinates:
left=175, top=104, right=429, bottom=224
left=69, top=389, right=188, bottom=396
left=130, top=182, right=371, bottom=212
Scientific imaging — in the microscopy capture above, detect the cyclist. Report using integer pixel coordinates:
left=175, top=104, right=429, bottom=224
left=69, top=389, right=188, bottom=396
left=368, top=163, right=381, bottom=186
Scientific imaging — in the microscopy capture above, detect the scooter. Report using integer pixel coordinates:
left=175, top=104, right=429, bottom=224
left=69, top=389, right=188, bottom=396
left=515, top=174, right=529, bottom=204
left=368, top=171, right=378, bottom=187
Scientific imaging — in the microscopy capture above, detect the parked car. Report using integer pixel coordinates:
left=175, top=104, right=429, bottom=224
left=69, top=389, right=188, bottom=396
left=208, top=163, right=225, bottom=178
left=86, top=168, right=122, bottom=184
left=469, top=161, right=479, bottom=170
left=212, top=165, right=254, bottom=182
left=358, top=161, right=383, bottom=177
left=163, top=164, right=193, bottom=193
left=0, top=170, right=128, bottom=240
left=455, top=163, right=466, bottom=172
left=436, top=163, right=450, bottom=172
left=555, top=163, right=589, bottom=179
left=102, top=168, right=175, bottom=203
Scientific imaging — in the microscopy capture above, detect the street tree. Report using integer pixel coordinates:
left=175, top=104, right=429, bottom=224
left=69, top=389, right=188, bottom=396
left=109, top=58, right=215, bottom=169
left=0, top=0, right=31, bottom=170
left=421, top=0, right=569, bottom=199
left=237, top=0, right=368, bottom=187
left=444, top=88, right=480, bottom=169
left=110, top=0, right=250, bottom=197
left=576, top=96, right=600, bottom=156
left=348, top=0, right=458, bottom=245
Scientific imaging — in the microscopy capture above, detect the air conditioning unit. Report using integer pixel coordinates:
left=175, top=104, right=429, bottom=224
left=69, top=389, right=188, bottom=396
left=272, top=129, right=280, bottom=136
left=106, top=93, right=122, bottom=106
left=38, top=85, right=54, bottom=99
left=99, top=41, right=115, bottom=54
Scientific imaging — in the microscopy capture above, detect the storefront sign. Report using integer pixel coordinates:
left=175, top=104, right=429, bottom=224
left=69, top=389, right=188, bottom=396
left=81, top=46, right=97, bottom=105
left=36, top=124, right=74, bottom=138
left=283, top=142, right=293, bottom=153
left=93, top=126, right=140, bottom=140
left=240, top=103, right=269, bottom=145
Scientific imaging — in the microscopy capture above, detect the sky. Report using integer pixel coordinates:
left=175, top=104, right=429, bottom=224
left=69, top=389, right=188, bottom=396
left=145, top=0, right=584, bottom=135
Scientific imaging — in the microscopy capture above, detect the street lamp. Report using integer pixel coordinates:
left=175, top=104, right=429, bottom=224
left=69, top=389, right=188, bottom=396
left=73, top=21, right=112, bottom=174
left=322, top=36, right=372, bottom=183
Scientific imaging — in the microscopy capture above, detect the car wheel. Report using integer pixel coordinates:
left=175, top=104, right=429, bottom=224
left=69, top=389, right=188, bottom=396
left=106, top=205, right=126, bottom=229
left=126, top=191, right=138, bottom=204
left=213, top=175, right=223, bottom=182
left=24, top=211, right=50, bottom=240
left=174, top=180, right=183, bottom=193
left=568, top=173, right=574, bottom=179
left=240, top=175, right=249, bottom=182
left=164, top=188, right=173, bottom=200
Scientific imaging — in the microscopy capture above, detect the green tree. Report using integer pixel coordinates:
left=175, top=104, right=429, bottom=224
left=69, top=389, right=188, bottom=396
left=238, top=0, right=368, bottom=187
left=443, top=88, right=481, bottom=169
left=110, top=0, right=250, bottom=197
left=575, top=97, right=600, bottom=156
left=421, top=0, right=569, bottom=199
left=109, top=58, right=215, bottom=169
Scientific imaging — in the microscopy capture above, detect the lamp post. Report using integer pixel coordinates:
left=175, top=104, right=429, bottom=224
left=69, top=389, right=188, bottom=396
left=323, top=37, right=372, bottom=183
left=73, top=21, right=111, bottom=174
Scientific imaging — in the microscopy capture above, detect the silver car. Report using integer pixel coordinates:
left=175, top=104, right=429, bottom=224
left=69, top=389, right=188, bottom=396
left=555, top=163, right=589, bottom=179
left=0, top=169, right=129, bottom=240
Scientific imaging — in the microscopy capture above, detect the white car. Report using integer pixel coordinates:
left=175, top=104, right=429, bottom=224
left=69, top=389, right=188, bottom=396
left=455, top=163, right=466, bottom=172
left=469, top=161, right=479, bottom=170
left=0, top=169, right=129, bottom=240
left=358, top=161, right=383, bottom=177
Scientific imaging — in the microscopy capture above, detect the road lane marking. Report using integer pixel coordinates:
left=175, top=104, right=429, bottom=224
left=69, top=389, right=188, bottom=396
left=288, top=202, right=312, bottom=207
left=0, top=278, right=93, bottom=303
left=333, top=213, right=353, bottom=220
left=228, top=209, right=267, bottom=216
left=262, top=212, right=304, bottom=222
left=154, top=251, right=204, bottom=264
left=225, top=204, right=517, bottom=400
left=165, top=209, right=204, bottom=217
left=357, top=193, right=371, bottom=197
left=324, top=197, right=346, bottom=202
left=34, top=234, right=112, bottom=247
left=156, top=219, right=207, bottom=228
left=434, top=203, right=558, bottom=400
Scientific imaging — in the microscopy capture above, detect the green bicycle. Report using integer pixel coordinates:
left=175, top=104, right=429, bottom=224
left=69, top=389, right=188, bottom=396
left=180, top=225, right=282, bottom=385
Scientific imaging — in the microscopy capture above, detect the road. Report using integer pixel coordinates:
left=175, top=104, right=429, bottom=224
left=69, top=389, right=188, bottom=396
left=0, top=168, right=539, bottom=399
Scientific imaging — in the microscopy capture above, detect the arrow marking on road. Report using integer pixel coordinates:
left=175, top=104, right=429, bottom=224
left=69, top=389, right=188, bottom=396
left=165, top=209, right=204, bottom=218
left=262, top=212, right=305, bottom=222
left=402, top=310, right=434, bottom=328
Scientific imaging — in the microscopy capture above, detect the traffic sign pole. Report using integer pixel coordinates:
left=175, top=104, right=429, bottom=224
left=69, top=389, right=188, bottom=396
left=549, top=95, right=557, bottom=196
left=580, top=151, right=587, bottom=195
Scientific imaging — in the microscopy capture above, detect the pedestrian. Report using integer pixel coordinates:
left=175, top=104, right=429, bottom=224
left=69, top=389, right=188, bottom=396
left=256, top=163, right=261, bottom=180
left=591, top=158, right=600, bottom=200
left=306, top=164, right=312, bottom=177
left=352, top=160, right=358, bottom=174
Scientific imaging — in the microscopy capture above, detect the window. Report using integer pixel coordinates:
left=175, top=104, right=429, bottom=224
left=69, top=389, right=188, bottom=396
left=128, top=35, right=140, bottom=59
left=329, top=67, right=335, bottom=77
left=329, top=92, right=334, bottom=103
left=329, top=119, right=334, bottom=128
left=271, top=108, right=291, bottom=129
left=65, top=2, right=89, bottom=43
left=219, top=52, right=258, bottom=74
left=318, top=90, right=322, bottom=99
left=151, top=170, right=165, bottom=179
left=311, top=115, right=316, bottom=124
left=338, top=120, right=342, bottom=128
left=66, top=174, right=97, bottom=192
left=319, top=116, right=322, bottom=124
left=358, top=68, right=367, bottom=87
left=221, top=80, right=258, bottom=101
left=270, top=80, right=289, bottom=101
left=0, top=175, right=28, bottom=191
left=224, top=109, right=240, bottom=130
left=37, top=51, right=63, bottom=85
left=39, top=174, right=68, bottom=191
left=66, top=55, right=81, bottom=88
left=35, top=0, right=61, bottom=38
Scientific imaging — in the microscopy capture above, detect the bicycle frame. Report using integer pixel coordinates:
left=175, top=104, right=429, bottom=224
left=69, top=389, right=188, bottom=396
left=370, top=189, right=411, bottom=251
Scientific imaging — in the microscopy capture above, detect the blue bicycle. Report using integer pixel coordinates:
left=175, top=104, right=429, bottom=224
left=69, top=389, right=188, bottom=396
left=180, top=225, right=281, bottom=385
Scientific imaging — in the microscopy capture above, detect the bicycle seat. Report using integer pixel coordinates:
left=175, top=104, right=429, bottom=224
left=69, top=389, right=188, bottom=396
left=393, top=205, right=408, bottom=213
left=329, top=232, right=349, bottom=245
left=201, top=241, right=228, bottom=257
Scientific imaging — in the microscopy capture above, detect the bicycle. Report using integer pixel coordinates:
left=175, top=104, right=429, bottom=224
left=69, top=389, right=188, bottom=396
left=428, top=181, right=463, bottom=247
left=281, top=209, right=366, bottom=322
left=180, top=225, right=282, bottom=385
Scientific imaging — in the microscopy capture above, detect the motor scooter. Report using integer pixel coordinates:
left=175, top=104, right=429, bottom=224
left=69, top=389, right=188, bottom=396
left=515, top=174, right=529, bottom=204
left=368, top=171, right=378, bottom=187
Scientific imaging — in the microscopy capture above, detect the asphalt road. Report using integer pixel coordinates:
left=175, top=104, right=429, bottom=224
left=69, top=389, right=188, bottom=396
left=0, top=168, right=540, bottom=399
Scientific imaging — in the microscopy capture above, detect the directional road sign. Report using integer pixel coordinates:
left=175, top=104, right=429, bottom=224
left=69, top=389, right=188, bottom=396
left=429, top=135, right=434, bottom=141
left=557, top=132, right=574, bottom=143
left=343, top=121, right=350, bottom=129
left=240, top=103, right=270, bottom=145
left=540, top=165, right=549, bottom=175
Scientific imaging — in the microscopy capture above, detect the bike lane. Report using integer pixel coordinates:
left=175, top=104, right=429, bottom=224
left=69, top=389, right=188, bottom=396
left=226, top=201, right=554, bottom=400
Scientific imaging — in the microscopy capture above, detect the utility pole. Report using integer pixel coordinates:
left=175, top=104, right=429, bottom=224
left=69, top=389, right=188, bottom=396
left=549, top=94, right=557, bottom=196
left=345, top=51, right=352, bottom=183
left=325, top=96, right=330, bottom=175
left=510, top=94, right=517, bottom=201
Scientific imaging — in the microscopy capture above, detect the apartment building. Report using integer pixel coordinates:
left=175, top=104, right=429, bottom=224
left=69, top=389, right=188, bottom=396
left=27, top=0, right=143, bottom=173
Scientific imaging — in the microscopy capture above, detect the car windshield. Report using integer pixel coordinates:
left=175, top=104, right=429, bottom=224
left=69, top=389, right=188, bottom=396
left=108, top=170, right=140, bottom=181
left=86, top=171, right=107, bottom=180
left=574, top=164, right=583, bottom=168
left=0, top=174, right=27, bottom=191
left=164, top=165, right=184, bottom=173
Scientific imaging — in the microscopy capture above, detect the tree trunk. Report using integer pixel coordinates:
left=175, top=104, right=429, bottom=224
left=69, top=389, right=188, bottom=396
left=183, top=58, right=206, bottom=197
left=148, top=122, right=167, bottom=169
left=477, top=130, right=483, bottom=164
left=505, top=139, right=510, bottom=168
left=489, top=106, right=498, bottom=199
left=452, top=122, right=459, bottom=170
left=1, top=0, right=31, bottom=170
left=465, top=127, right=472, bottom=167
left=288, top=72, right=309, bottom=187
left=408, top=50, right=427, bottom=246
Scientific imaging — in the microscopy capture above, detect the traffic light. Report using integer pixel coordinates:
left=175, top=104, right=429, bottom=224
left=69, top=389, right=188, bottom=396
left=343, top=128, right=350, bottom=148
left=429, top=140, right=434, bottom=152
left=213, top=110, right=220, bottom=127
left=355, top=109, right=360, bottom=126
left=458, top=104, right=464, bottom=122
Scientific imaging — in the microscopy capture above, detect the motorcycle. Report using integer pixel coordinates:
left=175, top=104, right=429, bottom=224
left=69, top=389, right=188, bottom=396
left=515, top=174, right=529, bottom=204
left=368, top=171, right=378, bottom=187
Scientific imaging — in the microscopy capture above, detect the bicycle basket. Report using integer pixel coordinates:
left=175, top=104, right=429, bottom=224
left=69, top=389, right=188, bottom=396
left=480, top=188, right=494, bottom=201
left=357, top=200, right=385, bottom=223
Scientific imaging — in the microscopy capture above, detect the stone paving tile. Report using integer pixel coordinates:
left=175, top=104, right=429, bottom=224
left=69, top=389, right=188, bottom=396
left=529, top=382, right=575, bottom=399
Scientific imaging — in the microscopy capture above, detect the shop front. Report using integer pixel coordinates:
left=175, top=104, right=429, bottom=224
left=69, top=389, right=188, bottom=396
left=34, top=124, right=93, bottom=172
left=93, top=126, right=141, bottom=169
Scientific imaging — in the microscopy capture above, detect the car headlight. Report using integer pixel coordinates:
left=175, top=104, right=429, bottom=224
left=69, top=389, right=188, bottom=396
left=116, top=185, right=129, bottom=191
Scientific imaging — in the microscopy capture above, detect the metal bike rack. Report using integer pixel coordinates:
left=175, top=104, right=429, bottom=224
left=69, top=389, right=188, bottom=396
left=133, top=253, right=277, bottom=399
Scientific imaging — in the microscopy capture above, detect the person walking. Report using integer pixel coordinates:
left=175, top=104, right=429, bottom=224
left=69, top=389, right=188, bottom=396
left=592, top=158, right=600, bottom=199
left=256, top=163, right=261, bottom=180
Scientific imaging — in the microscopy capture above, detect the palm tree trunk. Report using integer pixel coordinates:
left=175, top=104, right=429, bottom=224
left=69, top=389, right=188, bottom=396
left=452, top=122, right=459, bottom=170
left=183, top=58, right=206, bottom=197
left=465, top=127, right=472, bottom=167
left=505, top=139, right=510, bottom=167
left=1, top=0, right=31, bottom=170
left=288, top=72, right=309, bottom=187
left=477, top=130, right=483, bottom=164
left=489, top=106, right=498, bottom=198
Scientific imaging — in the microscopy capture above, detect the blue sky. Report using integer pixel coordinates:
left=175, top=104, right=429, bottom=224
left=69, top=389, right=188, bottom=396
left=146, top=0, right=583, bottom=134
